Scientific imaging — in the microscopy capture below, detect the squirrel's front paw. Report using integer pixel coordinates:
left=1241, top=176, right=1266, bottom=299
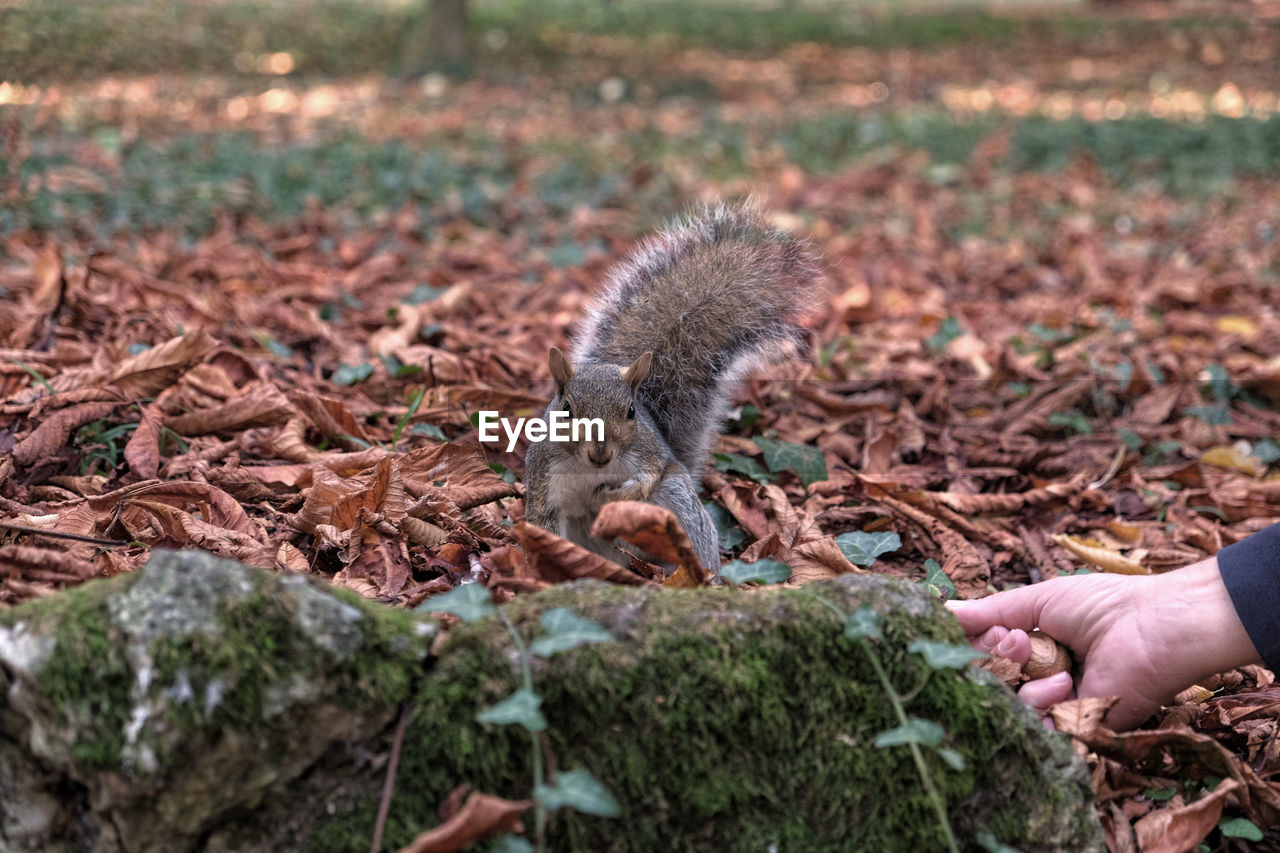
left=593, top=479, right=645, bottom=506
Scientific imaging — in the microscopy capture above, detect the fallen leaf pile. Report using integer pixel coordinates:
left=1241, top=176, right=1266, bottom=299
left=3, top=4, right=1280, bottom=849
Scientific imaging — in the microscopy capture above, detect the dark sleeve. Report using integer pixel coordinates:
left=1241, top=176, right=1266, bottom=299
left=1218, top=521, right=1280, bottom=672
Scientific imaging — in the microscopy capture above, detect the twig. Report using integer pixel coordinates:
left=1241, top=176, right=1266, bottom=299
left=371, top=703, right=414, bottom=853
left=0, top=520, right=123, bottom=546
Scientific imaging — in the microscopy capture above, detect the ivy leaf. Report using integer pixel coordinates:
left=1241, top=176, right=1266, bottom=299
left=921, top=558, right=956, bottom=600
left=332, top=361, right=375, bottom=386
left=874, top=717, right=944, bottom=749
left=836, top=531, right=901, bottom=567
left=487, top=835, right=535, bottom=853
left=529, top=608, right=614, bottom=657
left=413, top=422, right=448, bottom=440
left=726, top=403, right=760, bottom=431
left=926, top=315, right=962, bottom=353
left=976, top=831, right=1020, bottom=853
left=936, top=746, right=966, bottom=771
left=720, top=558, right=791, bottom=586
left=713, top=452, right=771, bottom=484
left=753, top=437, right=827, bottom=486
left=706, top=502, right=746, bottom=550
left=1252, top=437, right=1280, bottom=465
left=534, top=768, right=622, bottom=817
left=477, top=688, right=546, bottom=733
left=406, top=283, right=445, bottom=304
left=907, top=639, right=988, bottom=669
left=1218, top=817, right=1263, bottom=841
left=419, top=583, right=494, bottom=622
left=844, top=606, right=882, bottom=641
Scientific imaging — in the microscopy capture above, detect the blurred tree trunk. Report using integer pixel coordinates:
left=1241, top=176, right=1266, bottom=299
left=407, top=0, right=469, bottom=75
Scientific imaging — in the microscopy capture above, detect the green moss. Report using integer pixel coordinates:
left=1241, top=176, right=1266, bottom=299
left=15, top=573, right=138, bottom=769
left=310, top=580, right=1090, bottom=852
left=5, top=562, right=1091, bottom=850
left=10, top=561, right=429, bottom=778
left=143, top=572, right=428, bottom=757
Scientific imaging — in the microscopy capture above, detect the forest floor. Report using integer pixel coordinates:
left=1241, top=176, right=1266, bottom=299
left=2, top=0, right=1280, bottom=849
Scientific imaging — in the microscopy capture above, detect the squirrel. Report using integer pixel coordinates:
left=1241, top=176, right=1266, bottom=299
left=523, top=201, right=819, bottom=570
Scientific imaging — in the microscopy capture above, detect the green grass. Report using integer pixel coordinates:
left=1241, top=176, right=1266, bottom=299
left=7, top=0, right=1254, bottom=82
left=7, top=110, right=1280, bottom=238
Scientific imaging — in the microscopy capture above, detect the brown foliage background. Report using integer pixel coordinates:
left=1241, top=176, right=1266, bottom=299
left=2, top=2, right=1280, bottom=848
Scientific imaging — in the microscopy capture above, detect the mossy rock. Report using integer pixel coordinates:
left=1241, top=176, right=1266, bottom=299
left=0, top=550, right=433, bottom=852
left=0, top=550, right=1102, bottom=852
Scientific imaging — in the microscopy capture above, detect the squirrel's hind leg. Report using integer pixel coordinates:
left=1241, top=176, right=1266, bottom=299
left=651, top=464, right=720, bottom=572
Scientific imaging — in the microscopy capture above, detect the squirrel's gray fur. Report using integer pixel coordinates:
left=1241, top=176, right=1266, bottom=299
left=524, top=200, right=819, bottom=570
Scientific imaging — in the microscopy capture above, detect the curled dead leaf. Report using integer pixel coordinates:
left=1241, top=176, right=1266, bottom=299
left=1051, top=534, right=1149, bottom=575
left=976, top=654, right=1024, bottom=686
left=12, top=400, right=121, bottom=467
left=512, top=521, right=653, bottom=586
left=1049, top=696, right=1121, bottom=740
left=110, top=330, right=219, bottom=399
left=1133, top=777, right=1239, bottom=853
left=1200, top=445, right=1265, bottom=478
left=165, top=381, right=294, bottom=436
left=1173, top=684, right=1214, bottom=706
left=590, top=500, right=710, bottom=583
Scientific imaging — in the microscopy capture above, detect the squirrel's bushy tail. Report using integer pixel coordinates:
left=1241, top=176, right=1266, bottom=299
left=574, top=200, right=821, bottom=480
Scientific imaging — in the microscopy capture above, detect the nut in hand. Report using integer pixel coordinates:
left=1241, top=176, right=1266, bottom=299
left=1024, top=632, right=1072, bottom=680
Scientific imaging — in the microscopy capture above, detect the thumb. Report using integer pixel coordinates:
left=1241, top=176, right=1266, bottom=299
left=945, top=584, right=1049, bottom=636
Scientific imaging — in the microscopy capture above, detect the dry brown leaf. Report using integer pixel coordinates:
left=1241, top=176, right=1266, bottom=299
left=126, top=499, right=271, bottom=566
left=512, top=521, right=653, bottom=586
left=1173, top=685, right=1215, bottom=705
left=1130, top=384, right=1184, bottom=425
left=88, top=480, right=261, bottom=537
left=1133, top=777, right=1238, bottom=853
left=402, top=516, right=451, bottom=549
left=11, top=400, right=121, bottom=467
left=274, top=542, right=310, bottom=573
left=0, top=544, right=101, bottom=581
left=342, top=537, right=411, bottom=597
left=1105, top=520, right=1143, bottom=545
left=109, top=330, right=219, bottom=399
left=1051, top=534, right=1149, bottom=575
left=590, top=500, right=710, bottom=582
left=860, top=480, right=990, bottom=596
left=860, top=418, right=897, bottom=476
left=925, top=478, right=1083, bottom=515
left=714, top=481, right=771, bottom=541
left=30, top=242, right=65, bottom=317
left=787, top=536, right=861, bottom=583
left=1049, top=696, right=1121, bottom=740
left=295, top=462, right=389, bottom=535
left=1200, top=445, right=1266, bottom=478
left=123, top=404, right=165, bottom=480
left=165, top=381, right=294, bottom=436
left=661, top=564, right=703, bottom=588
left=397, top=790, right=532, bottom=853
left=399, top=443, right=520, bottom=510
left=289, top=391, right=371, bottom=448
left=976, top=655, right=1024, bottom=685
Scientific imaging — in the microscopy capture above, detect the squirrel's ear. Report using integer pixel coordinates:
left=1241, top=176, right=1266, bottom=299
left=548, top=347, right=573, bottom=395
left=623, top=351, right=653, bottom=390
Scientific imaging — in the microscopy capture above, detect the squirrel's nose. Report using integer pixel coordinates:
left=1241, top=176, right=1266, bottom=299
left=587, top=445, right=612, bottom=467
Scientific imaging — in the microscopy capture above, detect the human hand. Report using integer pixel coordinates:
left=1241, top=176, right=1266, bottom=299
left=946, top=557, right=1262, bottom=730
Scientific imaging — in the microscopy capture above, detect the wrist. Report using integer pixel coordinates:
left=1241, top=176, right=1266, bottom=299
left=1148, top=557, right=1262, bottom=685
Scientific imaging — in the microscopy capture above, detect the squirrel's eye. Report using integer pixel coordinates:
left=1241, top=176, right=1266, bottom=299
left=626, top=404, right=635, bottom=420
left=562, top=401, right=574, bottom=419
